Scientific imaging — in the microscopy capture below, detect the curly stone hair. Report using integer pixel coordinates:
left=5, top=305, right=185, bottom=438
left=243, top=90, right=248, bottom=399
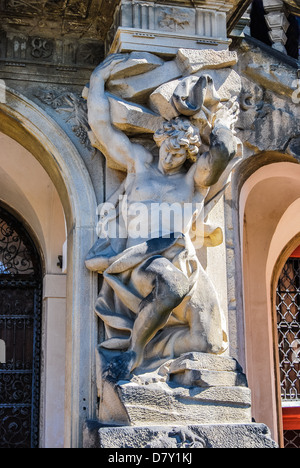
left=154, top=117, right=201, bottom=163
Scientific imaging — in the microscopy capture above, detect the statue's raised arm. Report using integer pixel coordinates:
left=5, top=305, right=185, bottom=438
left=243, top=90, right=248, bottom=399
left=87, top=54, right=153, bottom=173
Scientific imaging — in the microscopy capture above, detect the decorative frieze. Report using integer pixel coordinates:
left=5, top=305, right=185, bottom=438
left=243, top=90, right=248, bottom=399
left=0, top=0, right=92, bottom=19
left=0, top=0, right=125, bottom=47
left=106, top=0, right=231, bottom=56
left=34, top=89, right=93, bottom=150
left=0, top=33, right=102, bottom=66
left=0, top=32, right=103, bottom=84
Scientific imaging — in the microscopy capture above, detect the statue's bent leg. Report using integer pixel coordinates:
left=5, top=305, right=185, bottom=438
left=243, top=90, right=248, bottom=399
left=172, top=266, right=227, bottom=356
left=103, top=255, right=190, bottom=380
left=129, top=256, right=190, bottom=370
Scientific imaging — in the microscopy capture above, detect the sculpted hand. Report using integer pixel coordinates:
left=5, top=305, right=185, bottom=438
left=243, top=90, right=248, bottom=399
left=213, top=99, right=240, bottom=132
left=91, top=53, right=129, bottom=82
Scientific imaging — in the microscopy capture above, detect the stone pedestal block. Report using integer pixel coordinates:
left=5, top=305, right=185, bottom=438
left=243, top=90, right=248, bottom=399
left=96, top=353, right=252, bottom=427
left=83, top=421, right=278, bottom=448
left=106, top=381, right=252, bottom=427
left=87, top=352, right=278, bottom=448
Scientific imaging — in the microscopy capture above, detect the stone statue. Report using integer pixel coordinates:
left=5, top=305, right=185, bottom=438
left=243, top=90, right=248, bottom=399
left=85, top=51, right=242, bottom=418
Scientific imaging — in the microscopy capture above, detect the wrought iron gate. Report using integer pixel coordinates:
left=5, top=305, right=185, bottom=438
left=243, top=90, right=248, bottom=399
left=0, top=206, right=42, bottom=448
left=276, top=256, right=300, bottom=448
left=277, top=258, right=300, bottom=401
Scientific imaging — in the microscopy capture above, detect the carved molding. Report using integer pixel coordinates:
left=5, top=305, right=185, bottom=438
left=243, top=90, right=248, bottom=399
left=106, top=0, right=231, bottom=55
left=34, top=89, right=94, bottom=151
left=0, top=33, right=103, bottom=66
left=0, top=0, right=121, bottom=41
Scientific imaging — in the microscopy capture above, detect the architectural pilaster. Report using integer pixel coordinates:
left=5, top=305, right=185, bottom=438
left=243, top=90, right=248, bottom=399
left=263, top=0, right=290, bottom=54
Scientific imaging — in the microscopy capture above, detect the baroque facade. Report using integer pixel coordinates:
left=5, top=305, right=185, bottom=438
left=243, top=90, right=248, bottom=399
left=0, top=0, right=299, bottom=449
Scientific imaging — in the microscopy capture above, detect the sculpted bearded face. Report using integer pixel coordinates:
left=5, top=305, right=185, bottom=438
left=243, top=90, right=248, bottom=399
left=154, top=117, right=201, bottom=175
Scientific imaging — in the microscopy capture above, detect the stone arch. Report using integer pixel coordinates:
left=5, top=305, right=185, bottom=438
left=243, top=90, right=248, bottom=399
left=0, top=87, right=98, bottom=448
left=235, top=153, right=300, bottom=446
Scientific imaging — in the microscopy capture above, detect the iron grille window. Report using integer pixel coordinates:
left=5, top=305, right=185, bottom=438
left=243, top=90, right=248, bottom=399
left=284, top=430, right=300, bottom=449
left=276, top=258, right=300, bottom=401
left=0, top=206, right=42, bottom=449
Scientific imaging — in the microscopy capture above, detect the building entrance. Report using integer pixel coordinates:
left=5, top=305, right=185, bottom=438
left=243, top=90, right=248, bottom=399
left=0, top=205, right=42, bottom=448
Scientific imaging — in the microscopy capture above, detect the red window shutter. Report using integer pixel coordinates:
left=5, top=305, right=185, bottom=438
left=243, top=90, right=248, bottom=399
left=282, top=407, right=300, bottom=430
left=290, top=246, right=300, bottom=258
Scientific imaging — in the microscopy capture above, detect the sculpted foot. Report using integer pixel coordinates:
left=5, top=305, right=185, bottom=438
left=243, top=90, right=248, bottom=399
left=103, top=350, right=138, bottom=382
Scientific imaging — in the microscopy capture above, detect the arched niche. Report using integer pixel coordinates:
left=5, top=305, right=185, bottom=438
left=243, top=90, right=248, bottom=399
left=0, top=87, right=98, bottom=448
left=237, top=155, right=300, bottom=446
left=0, top=131, right=66, bottom=274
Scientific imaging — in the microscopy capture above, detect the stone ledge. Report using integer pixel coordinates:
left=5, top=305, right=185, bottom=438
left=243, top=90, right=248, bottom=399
left=83, top=421, right=278, bottom=448
left=109, top=28, right=231, bottom=57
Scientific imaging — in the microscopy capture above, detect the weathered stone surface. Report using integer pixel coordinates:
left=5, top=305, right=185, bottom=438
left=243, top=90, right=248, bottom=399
left=96, top=353, right=251, bottom=427
left=149, top=81, right=180, bottom=120
left=0, top=0, right=120, bottom=41
left=106, top=1, right=232, bottom=55
left=109, top=380, right=252, bottom=426
left=234, top=38, right=300, bottom=159
left=169, top=352, right=243, bottom=373
left=107, top=60, right=182, bottom=103
left=168, top=352, right=247, bottom=387
left=287, top=136, right=300, bottom=158
left=194, top=68, right=242, bottom=101
left=87, top=51, right=242, bottom=380
left=176, top=49, right=238, bottom=75
left=86, top=49, right=245, bottom=441
left=169, top=368, right=247, bottom=387
left=238, top=38, right=299, bottom=100
left=244, top=62, right=298, bottom=100
left=149, top=69, right=242, bottom=119
left=83, top=421, right=278, bottom=448
left=107, top=52, right=165, bottom=80
left=108, top=94, right=164, bottom=134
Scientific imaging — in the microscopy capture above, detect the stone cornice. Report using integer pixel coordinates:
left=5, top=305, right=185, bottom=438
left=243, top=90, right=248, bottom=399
left=2, top=0, right=292, bottom=43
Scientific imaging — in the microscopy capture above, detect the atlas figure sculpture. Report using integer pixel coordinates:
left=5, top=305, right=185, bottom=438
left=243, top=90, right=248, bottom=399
left=85, top=54, right=241, bottom=381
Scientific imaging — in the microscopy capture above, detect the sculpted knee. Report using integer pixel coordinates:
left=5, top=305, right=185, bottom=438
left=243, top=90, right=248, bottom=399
left=158, top=274, right=190, bottom=310
left=188, top=328, right=225, bottom=355
left=203, top=332, right=225, bottom=355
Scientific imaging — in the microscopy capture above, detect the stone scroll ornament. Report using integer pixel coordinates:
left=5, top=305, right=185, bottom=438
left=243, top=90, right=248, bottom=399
left=84, top=49, right=243, bottom=423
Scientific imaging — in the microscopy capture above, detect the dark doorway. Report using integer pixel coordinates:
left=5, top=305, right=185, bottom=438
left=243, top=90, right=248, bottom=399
left=0, top=205, right=42, bottom=448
